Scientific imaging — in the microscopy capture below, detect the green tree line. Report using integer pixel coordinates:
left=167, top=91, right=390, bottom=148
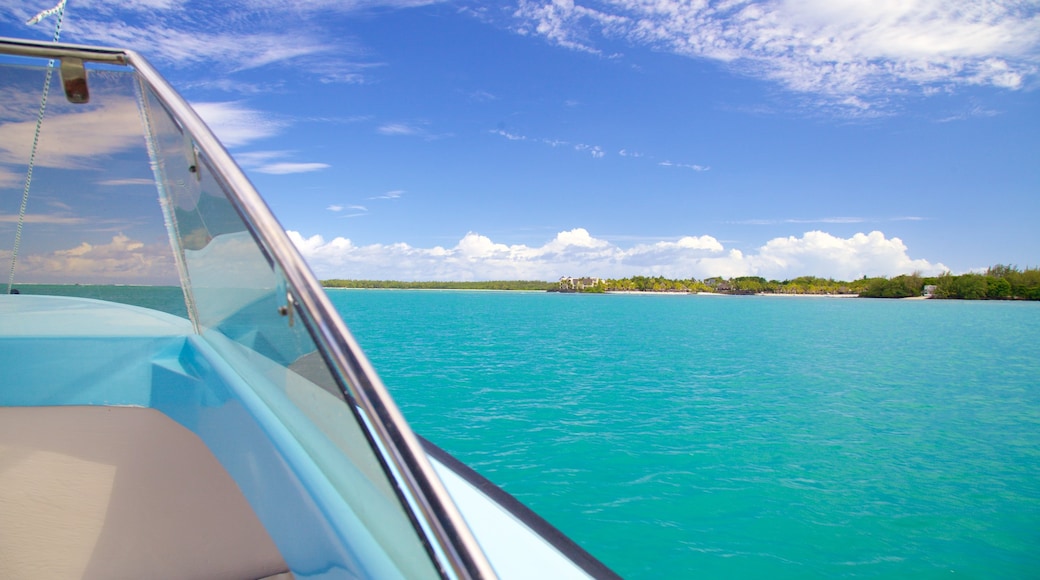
left=585, top=275, right=859, bottom=295
left=857, top=266, right=1040, bottom=299
left=322, top=279, right=555, bottom=291
left=322, top=265, right=1040, bottom=300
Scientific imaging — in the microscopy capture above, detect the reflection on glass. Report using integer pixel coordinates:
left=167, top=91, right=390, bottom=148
left=136, top=81, right=440, bottom=577
left=0, top=62, right=182, bottom=311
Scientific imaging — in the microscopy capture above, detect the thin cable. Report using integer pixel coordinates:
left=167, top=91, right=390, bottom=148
left=6, top=0, right=68, bottom=294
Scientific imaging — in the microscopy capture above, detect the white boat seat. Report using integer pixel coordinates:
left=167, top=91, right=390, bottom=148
left=0, top=406, right=292, bottom=580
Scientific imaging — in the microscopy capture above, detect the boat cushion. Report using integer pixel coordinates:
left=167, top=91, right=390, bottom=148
left=0, top=406, right=291, bottom=580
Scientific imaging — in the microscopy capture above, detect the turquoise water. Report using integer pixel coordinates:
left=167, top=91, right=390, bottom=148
left=328, top=290, right=1040, bottom=578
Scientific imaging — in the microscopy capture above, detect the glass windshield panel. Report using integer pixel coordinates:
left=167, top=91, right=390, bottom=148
left=135, top=78, right=440, bottom=577
left=2, top=49, right=442, bottom=576
left=0, top=59, right=186, bottom=317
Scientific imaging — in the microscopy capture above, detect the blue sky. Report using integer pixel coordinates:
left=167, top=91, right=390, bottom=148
left=2, top=0, right=1038, bottom=281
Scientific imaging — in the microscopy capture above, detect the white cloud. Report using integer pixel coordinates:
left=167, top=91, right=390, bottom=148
left=236, top=149, right=331, bottom=175
left=730, top=216, right=902, bottom=225
left=234, top=148, right=331, bottom=175
left=6, top=233, right=177, bottom=284
left=289, top=227, right=945, bottom=281
left=659, top=161, right=709, bottom=171
left=0, top=213, right=86, bottom=225
left=0, top=167, right=21, bottom=188
left=750, top=230, right=945, bottom=280
left=513, top=0, right=1040, bottom=108
left=469, top=90, right=497, bottom=102
left=786, top=217, right=865, bottom=224
left=492, top=131, right=708, bottom=167
left=53, top=7, right=390, bottom=89
left=514, top=0, right=628, bottom=54
left=369, top=190, right=404, bottom=200
left=8, top=0, right=420, bottom=90
left=243, top=0, right=442, bottom=11
left=491, top=129, right=614, bottom=159
left=327, top=204, right=368, bottom=217
left=73, top=0, right=189, bottom=11
left=255, top=162, right=330, bottom=175
left=375, top=122, right=452, bottom=140
left=0, top=99, right=144, bottom=169
left=490, top=128, right=527, bottom=141
left=96, top=178, right=156, bottom=186
left=71, top=20, right=329, bottom=71
left=378, top=123, right=420, bottom=136
left=191, top=102, right=285, bottom=148
left=574, top=143, right=605, bottom=158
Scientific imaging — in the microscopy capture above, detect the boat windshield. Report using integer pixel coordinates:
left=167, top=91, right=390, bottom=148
left=0, top=55, right=186, bottom=312
left=1, top=39, right=484, bottom=578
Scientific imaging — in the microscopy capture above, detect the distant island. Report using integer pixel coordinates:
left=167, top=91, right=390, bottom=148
left=321, top=280, right=555, bottom=291
left=323, top=265, right=1040, bottom=300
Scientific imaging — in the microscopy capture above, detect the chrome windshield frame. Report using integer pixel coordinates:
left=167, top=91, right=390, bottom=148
left=0, top=36, right=127, bottom=64
left=0, top=36, right=495, bottom=580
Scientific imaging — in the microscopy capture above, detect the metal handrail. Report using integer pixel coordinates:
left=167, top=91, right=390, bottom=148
left=0, top=36, right=495, bottom=580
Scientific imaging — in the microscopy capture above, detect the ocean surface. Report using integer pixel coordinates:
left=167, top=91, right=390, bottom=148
left=20, top=285, right=1037, bottom=577
left=325, top=290, right=1040, bottom=579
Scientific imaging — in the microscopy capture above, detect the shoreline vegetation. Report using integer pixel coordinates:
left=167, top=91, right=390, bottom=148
left=323, top=265, right=1040, bottom=300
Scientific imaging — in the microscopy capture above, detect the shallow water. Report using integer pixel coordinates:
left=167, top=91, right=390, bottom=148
left=328, top=290, right=1040, bottom=578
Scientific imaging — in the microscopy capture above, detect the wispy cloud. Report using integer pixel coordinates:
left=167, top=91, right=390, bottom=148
left=574, top=143, right=605, bottom=158
left=469, top=90, right=498, bottom=102
left=240, top=0, right=443, bottom=12
left=0, top=167, right=21, bottom=189
left=786, top=217, right=866, bottom=224
left=255, top=162, right=330, bottom=175
left=937, top=104, right=1002, bottom=123
left=490, top=129, right=606, bottom=158
left=491, top=128, right=527, bottom=141
left=233, top=150, right=284, bottom=165
left=491, top=129, right=707, bottom=165
left=327, top=203, right=368, bottom=217
left=0, top=99, right=144, bottom=169
left=96, top=178, right=155, bottom=186
left=512, top=0, right=1040, bottom=112
left=376, top=121, right=451, bottom=139
left=177, top=78, right=283, bottom=95
left=72, top=20, right=330, bottom=71
left=318, top=61, right=387, bottom=84
left=0, top=213, right=86, bottom=225
left=730, top=216, right=925, bottom=225
left=513, top=0, right=628, bottom=55
left=235, top=149, right=330, bottom=175
left=0, top=0, right=397, bottom=90
left=369, top=189, right=404, bottom=200
left=658, top=161, right=709, bottom=171
left=290, top=227, right=947, bottom=281
left=378, top=122, right=421, bottom=136
left=191, top=102, right=285, bottom=148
